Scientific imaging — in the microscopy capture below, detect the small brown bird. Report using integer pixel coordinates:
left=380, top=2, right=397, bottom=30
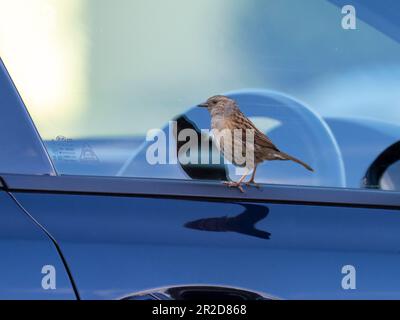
left=199, top=95, right=314, bottom=192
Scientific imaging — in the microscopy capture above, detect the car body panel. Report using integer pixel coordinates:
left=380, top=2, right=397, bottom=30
left=11, top=188, right=400, bottom=300
left=0, top=190, right=75, bottom=299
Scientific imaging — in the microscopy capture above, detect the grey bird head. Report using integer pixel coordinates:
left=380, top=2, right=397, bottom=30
left=198, top=95, right=238, bottom=117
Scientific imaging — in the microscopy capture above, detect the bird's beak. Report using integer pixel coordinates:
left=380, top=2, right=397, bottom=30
left=198, top=102, right=208, bottom=108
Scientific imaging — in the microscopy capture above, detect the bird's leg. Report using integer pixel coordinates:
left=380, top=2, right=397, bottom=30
left=245, top=165, right=260, bottom=188
left=223, top=170, right=248, bottom=193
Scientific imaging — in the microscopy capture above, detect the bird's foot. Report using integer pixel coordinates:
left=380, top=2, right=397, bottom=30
left=223, top=181, right=245, bottom=193
left=245, top=180, right=261, bottom=189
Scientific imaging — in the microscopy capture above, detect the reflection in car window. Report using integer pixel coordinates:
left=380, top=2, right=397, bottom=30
left=1, top=0, right=399, bottom=190
left=381, top=162, right=400, bottom=191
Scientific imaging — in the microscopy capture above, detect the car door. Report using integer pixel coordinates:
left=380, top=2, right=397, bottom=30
left=0, top=187, right=77, bottom=300
left=2, top=174, right=399, bottom=300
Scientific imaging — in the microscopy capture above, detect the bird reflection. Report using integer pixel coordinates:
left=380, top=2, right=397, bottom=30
left=184, top=204, right=271, bottom=240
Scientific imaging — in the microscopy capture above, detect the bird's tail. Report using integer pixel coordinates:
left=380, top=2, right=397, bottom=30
left=278, top=152, right=314, bottom=172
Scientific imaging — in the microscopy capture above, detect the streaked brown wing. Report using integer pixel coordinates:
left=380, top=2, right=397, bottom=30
left=228, top=111, right=280, bottom=152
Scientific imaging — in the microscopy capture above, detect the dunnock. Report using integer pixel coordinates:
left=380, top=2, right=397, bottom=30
left=199, top=95, right=314, bottom=192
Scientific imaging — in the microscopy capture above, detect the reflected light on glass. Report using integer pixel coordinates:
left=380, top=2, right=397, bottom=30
left=0, top=0, right=87, bottom=139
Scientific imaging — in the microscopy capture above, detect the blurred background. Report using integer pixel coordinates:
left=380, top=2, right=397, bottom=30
left=1, top=0, right=400, bottom=139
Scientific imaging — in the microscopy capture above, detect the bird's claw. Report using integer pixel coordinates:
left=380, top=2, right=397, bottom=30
left=245, top=180, right=261, bottom=189
left=223, top=181, right=245, bottom=193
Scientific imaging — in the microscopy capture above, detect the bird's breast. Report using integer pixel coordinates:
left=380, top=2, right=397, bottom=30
left=211, top=115, right=229, bottom=131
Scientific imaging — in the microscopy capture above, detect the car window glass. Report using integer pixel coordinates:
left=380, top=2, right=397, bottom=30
left=1, top=0, right=399, bottom=191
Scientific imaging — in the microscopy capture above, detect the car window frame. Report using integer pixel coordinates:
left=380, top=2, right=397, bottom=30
left=1, top=173, right=399, bottom=210
left=0, top=58, right=56, bottom=176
